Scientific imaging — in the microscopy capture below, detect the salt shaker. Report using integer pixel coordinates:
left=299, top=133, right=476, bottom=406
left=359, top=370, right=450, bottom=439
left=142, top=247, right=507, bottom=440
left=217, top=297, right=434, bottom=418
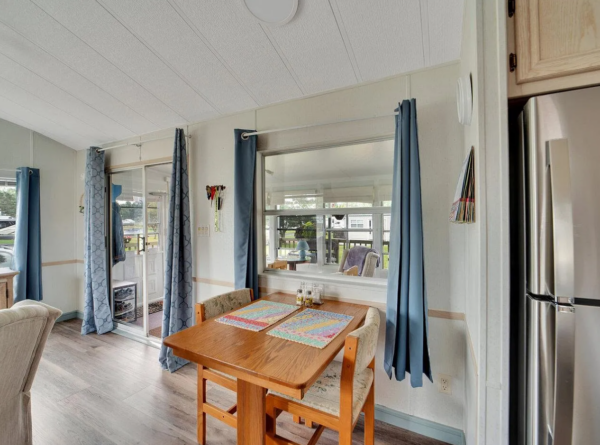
left=313, top=287, right=322, bottom=305
left=312, top=283, right=323, bottom=305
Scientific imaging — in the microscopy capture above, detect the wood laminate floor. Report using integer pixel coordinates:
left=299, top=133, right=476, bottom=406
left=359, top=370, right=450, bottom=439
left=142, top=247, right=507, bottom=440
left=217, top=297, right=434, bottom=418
left=30, top=319, right=448, bottom=445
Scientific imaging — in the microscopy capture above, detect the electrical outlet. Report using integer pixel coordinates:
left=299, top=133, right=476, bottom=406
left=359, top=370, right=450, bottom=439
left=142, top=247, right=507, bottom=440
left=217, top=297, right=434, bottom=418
left=197, top=225, right=210, bottom=237
left=438, top=374, right=452, bottom=395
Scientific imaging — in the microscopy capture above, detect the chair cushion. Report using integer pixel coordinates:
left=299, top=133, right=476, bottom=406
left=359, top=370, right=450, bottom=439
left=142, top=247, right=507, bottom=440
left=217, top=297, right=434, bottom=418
left=348, top=308, right=380, bottom=372
left=203, top=289, right=252, bottom=320
left=270, top=361, right=373, bottom=423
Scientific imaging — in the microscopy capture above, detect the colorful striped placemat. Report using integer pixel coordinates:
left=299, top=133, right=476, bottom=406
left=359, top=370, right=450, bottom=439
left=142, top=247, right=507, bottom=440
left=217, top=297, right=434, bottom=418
left=267, top=309, right=354, bottom=349
left=215, top=300, right=299, bottom=332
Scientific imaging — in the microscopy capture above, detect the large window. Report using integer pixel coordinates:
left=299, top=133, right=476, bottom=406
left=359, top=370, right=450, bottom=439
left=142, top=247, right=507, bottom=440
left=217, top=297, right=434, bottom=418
left=0, top=178, right=17, bottom=268
left=263, top=140, right=393, bottom=281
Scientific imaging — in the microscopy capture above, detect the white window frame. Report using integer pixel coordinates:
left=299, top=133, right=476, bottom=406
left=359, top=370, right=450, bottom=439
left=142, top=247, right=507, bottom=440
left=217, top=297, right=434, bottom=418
left=255, top=137, right=394, bottom=288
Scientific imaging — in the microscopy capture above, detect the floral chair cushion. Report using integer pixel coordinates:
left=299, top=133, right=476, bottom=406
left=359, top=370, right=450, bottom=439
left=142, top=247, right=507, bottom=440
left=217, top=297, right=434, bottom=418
left=202, top=289, right=252, bottom=320
left=270, top=361, right=373, bottom=423
left=348, top=307, right=381, bottom=372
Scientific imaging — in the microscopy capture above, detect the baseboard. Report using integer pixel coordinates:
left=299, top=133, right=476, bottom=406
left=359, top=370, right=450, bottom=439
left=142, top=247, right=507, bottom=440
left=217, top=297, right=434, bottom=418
left=375, top=405, right=465, bottom=445
left=56, top=310, right=79, bottom=322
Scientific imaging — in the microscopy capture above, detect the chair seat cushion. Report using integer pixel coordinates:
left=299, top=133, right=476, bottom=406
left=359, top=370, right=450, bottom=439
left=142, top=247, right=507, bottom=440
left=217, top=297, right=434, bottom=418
left=270, top=361, right=373, bottom=422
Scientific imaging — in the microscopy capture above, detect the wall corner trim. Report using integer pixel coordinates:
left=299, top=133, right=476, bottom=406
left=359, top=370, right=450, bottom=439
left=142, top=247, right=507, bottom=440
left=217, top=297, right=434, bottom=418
left=375, top=405, right=466, bottom=445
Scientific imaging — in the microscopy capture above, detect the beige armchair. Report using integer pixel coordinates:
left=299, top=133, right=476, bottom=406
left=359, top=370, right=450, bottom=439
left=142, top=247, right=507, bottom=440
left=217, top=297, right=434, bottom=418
left=0, top=300, right=62, bottom=445
left=338, top=248, right=381, bottom=278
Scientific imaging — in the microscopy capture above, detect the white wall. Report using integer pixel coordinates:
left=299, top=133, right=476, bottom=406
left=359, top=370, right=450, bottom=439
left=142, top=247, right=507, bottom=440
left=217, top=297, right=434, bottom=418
left=0, top=117, right=78, bottom=314
left=77, top=62, right=469, bottom=433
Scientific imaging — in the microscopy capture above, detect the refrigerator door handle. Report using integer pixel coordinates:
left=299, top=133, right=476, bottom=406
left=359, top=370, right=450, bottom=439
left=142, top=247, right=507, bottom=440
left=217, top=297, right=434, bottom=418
left=547, top=139, right=575, bottom=301
left=552, top=305, right=575, bottom=445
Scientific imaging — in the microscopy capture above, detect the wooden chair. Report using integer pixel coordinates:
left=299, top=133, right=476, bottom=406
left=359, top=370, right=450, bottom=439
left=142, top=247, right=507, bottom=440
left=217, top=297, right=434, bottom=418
left=267, top=260, right=288, bottom=270
left=194, top=288, right=254, bottom=444
left=343, top=265, right=359, bottom=276
left=266, top=307, right=381, bottom=445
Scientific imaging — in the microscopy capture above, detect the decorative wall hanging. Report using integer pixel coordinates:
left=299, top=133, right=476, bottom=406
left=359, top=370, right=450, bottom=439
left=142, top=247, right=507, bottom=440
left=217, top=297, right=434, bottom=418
left=206, top=185, right=226, bottom=232
left=449, top=147, right=475, bottom=224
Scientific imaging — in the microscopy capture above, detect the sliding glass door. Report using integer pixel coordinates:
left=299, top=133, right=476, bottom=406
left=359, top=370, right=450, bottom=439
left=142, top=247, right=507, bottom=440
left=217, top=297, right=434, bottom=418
left=143, top=163, right=171, bottom=339
left=108, top=163, right=171, bottom=342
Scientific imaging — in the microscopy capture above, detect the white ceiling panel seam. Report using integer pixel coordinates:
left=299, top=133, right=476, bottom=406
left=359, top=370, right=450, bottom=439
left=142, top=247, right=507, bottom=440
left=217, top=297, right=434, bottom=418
left=28, top=0, right=196, bottom=123
left=0, top=52, right=136, bottom=140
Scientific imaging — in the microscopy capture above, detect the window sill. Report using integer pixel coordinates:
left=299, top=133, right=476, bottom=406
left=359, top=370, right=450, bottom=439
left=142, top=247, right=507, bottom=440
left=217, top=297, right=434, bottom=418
left=259, top=269, right=388, bottom=291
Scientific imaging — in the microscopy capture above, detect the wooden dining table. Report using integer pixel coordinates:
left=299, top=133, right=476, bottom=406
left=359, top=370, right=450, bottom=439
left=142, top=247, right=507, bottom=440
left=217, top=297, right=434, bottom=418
left=163, top=292, right=369, bottom=445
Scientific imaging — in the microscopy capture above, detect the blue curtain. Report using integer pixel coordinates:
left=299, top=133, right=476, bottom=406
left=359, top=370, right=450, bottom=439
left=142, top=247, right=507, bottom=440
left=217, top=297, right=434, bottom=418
left=82, top=148, right=113, bottom=335
left=13, top=167, right=42, bottom=303
left=112, top=184, right=125, bottom=266
left=159, top=129, right=193, bottom=372
left=233, top=129, right=258, bottom=299
left=384, top=99, right=432, bottom=387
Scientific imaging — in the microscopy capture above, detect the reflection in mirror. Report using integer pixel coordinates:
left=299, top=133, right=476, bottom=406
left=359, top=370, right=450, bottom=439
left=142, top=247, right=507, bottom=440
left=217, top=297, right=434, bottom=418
left=110, top=169, right=145, bottom=331
left=109, top=163, right=171, bottom=339
left=263, top=140, right=394, bottom=280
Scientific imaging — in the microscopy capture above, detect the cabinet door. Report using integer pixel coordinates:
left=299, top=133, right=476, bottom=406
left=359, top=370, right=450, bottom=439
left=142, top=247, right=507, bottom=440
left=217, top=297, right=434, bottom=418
left=515, top=0, right=600, bottom=83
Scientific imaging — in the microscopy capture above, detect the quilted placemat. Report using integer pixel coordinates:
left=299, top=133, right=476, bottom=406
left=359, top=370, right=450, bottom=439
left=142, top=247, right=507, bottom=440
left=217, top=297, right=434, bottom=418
left=215, top=300, right=299, bottom=332
left=267, top=309, right=354, bottom=349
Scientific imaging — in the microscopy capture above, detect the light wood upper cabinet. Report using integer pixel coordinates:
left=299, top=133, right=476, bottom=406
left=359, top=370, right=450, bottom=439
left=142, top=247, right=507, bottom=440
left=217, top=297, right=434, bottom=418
left=515, top=0, right=600, bottom=84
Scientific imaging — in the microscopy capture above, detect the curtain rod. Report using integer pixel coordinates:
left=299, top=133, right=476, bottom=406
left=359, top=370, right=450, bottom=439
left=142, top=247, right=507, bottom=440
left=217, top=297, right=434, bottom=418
left=97, top=134, right=192, bottom=153
left=241, top=112, right=399, bottom=139
left=98, top=111, right=398, bottom=149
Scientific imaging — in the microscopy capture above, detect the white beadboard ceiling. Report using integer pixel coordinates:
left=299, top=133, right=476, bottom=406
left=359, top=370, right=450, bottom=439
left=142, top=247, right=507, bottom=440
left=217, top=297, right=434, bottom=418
left=0, top=0, right=463, bottom=150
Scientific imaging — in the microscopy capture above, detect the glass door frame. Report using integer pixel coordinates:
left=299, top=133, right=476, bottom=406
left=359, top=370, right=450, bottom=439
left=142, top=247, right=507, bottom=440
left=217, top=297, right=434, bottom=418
left=107, top=161, right=171, bottom=346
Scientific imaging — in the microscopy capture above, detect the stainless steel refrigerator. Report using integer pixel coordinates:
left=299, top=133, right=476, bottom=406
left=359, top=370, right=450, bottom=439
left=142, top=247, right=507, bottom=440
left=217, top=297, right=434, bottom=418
left=515, top=87, right=600, bottom=445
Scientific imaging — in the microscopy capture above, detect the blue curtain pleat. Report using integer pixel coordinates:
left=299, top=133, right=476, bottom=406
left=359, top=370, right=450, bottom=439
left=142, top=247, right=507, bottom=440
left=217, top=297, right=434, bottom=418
left=159, top=129, right=193, bottom=372
left=384, top=99, right=432, bottom=387
left=233, top=129, right=258, bottom=299
left=81, top=148, right=113, bottom=335
left=81, top=147, right=114, bottom=335
left=13, top=167, right=42, bottom=303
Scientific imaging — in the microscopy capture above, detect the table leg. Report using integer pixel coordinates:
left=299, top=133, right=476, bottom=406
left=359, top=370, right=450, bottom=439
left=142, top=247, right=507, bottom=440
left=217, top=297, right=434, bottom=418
left=237, top=380, right=267, bottom=445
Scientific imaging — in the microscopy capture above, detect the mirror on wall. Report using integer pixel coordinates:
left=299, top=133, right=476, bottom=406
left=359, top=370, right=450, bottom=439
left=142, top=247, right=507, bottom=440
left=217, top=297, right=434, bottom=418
left=263, top=140, right=394, bottom=281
